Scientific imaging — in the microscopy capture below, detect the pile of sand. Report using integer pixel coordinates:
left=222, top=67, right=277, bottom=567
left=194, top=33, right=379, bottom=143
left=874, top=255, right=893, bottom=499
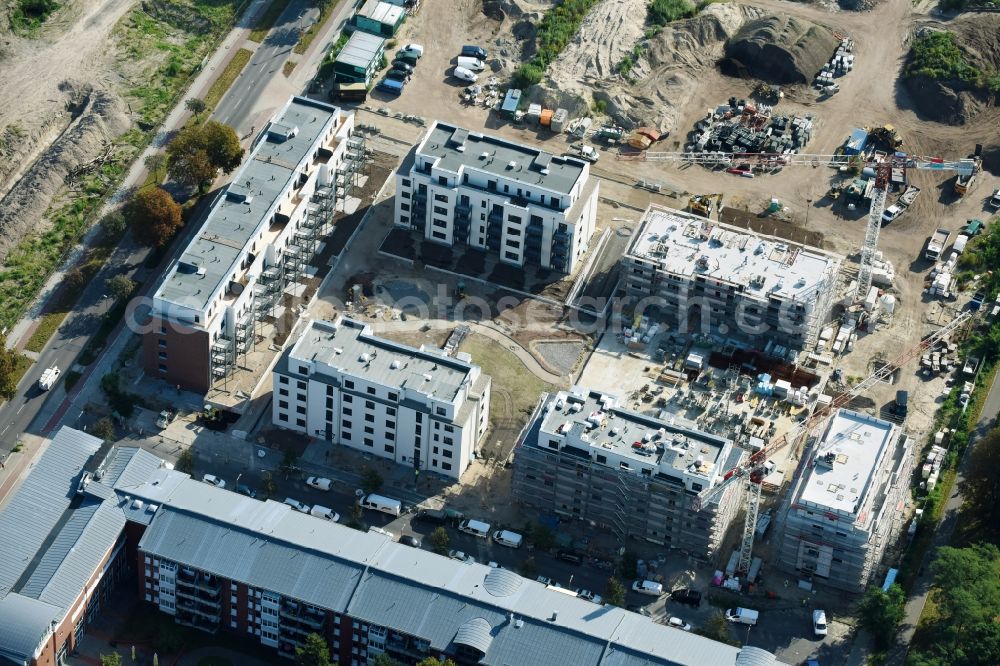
left=723, top=14, right=839, bottom=84
left=904, top=17, right=1000, bottom=126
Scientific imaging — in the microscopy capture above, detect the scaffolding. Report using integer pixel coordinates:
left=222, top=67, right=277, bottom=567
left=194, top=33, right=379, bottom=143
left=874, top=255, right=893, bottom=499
left=210, top=333, right=235, bottom=386
left=337, top=134, right=368, bottom=206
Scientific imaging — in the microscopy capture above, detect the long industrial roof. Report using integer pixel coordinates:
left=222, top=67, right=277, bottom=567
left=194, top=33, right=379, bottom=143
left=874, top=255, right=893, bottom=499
left=0, top=428, right=169, bottom=664
left=418, top=121, right=587, bottom=195
left=627, top=205, right=842, bottom=303
left=135, top=473, right=787, bottom=666
left=154, top=97, right=341, bottom=315
left=335, top=30, right=386, bottom=69
left=283, top=317, right=476, bottom=403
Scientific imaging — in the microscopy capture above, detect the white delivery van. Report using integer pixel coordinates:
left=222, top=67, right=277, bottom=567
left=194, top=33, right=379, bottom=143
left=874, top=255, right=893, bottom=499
left=458, top=519, right=491, bottom=538
left=456, top=56, right=485, bottom=72
left=306, top=476, right=332, bottom=491
left=631, top=580, right=664, bottom=596
left=492, top=530, right=523, bottom=548
left=359, top=493, right=402, bottom=517
left=725, top=607, right=759, bottom=625
left=953, top=234, right=969, bottom=254
left=309, top=505, right=339, bottom=521
left=453, top=66, right=478, bottom=83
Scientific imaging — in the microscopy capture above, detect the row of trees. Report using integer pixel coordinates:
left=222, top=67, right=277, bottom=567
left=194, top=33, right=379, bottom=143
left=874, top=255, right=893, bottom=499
left=295, top=632, right=458, bottom=666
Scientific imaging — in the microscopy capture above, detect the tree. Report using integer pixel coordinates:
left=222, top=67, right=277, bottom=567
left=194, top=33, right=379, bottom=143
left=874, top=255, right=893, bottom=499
left=696, top=611, right=739, bottom=647
left=100, top=653, right=122, bottom=666
left=361, top=466, right=383, bottom=493
left=618, top=550, right=638, bottom=579
left=295, top=632, right=332, bottom=666
left=91, top=417, right=116, bottom=441
left=261, top=471, right=277, bottom=499
left=175, top=448, right=194, bottom=474
left=125, top=187, right=182, bottom=248
left=105, top=275, right=137, bottom=302
left=603, top=576, right=625, bottom=607
left=429, top=527, right=450, bottom=554
left=349, top=501, right=364, bottom=528
left=372, top=655, right=400, bottom=666
left=416, top=659, right=458, bottom=666
left=100, top=210, right=128, bottom=244
left=964, top=428, right=1000, bottom=528
left=858, top=584, right=905, bottom=649
left=519, top=556, right=537, bottom=579
left=144, top=153, right=167, bottom=186
left=531, top=523, right=555, bottom=551
left=184, top=97, right=207, bottom=117
left=166, top=121, right=243, bottom=191
left=0, top=347, right=23, bottom=400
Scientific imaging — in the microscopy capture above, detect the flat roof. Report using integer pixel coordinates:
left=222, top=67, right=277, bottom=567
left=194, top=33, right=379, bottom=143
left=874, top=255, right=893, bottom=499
left=286, top=318, right=476, bottom=403
left=627, top=205, right=842, bottom=302
left=539, top=389, right=729, bottom=479
left=419, top=122, right=586, bottom=195
left=155, top=97, right=341, bottom=314
left=336, top=30, right=386, bottom=69
left=799, top=409, right=898, bottom=516
left=359, top=0, right=404, bottom=23
left=134, top=473, right=786, bottom=666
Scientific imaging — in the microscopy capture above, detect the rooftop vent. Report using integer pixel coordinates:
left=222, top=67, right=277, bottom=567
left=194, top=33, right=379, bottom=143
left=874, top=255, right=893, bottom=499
left=550, top=611, right=558, bottom=622
left=507, top=160, right=516, bottom=169
left=390, top=359, right=400, bottom=369
left=480, top=151, right=490, bottom=159
left=360, top=353, right=371, bottom=362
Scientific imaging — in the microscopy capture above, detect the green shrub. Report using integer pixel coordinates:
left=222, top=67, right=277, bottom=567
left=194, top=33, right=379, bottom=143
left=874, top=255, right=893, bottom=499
left=906, top=30, right=1000, bottom=94
left=9, top=0, right=60, bottom=33
left=648, top=0, right=695, bottom=26
left=510, top=0, right=602, bottom=88
left=512, top=62, right=544, bottom=89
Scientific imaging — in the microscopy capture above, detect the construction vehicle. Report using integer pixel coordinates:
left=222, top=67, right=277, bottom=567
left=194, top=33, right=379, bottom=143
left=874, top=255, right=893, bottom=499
left=565, top=143, right=599, bottom=163
left=954, top=155, right=982, bottom=196
left=752, top=83, right=781, bottom=103
left=925, top=228, right=951, bottom=261
left=626, top=149, right=978, bottom=299
left=692, top=309, right=977, bottom=575
left=688, top=194, right=723, bottom=218
left=881, top=185, right=920, bottom=225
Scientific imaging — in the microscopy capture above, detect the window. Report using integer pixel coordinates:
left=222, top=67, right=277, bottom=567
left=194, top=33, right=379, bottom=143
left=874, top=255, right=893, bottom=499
left=384, top=445, right=395, bottom=453
left=388, top=392, right=397, bottom=401
left=296, top=406, right=306, bottom=415
left=345, top=380, right=355, bottom=389
left=432, top=230, right=446, bottom=240
left=442, top=462, right=452, bottom=471
left=279, top=376, right=288, bottom=385
left=433, top=434, right=440, bottom=442
left=433, top=446, right=439, bottom=454
left=460, top=195, right=470, bottom=206
left=444, top=425, right=454, bottom=433
left=326, top=409, right=333, bottom=422
left=297, top=381, right=306, bottom=390
left=385, top=432, right=395, bottom=441
left=508, top=227, right=522, bottom=236
left=279, top=388, right=288, bottom=397
left=385, top=420, right=395, bottom=429
left=365, top=414, right=375, bottom=422
left=343, top=407, right=353, bottom=416
left=507, top=215, right=521, bottom=224
left=432, top=219, right=447, bottom=228
left=437, top=177, right=448, bottom=187
left=505, top=239, right=520, bottom=248
left=364, top=426, right=374, bottom=434
left=400, top=203, right=410, bottom=211
left=364, top=438, right=374, bottom=447
left=279, top=400, right=288, bottom=409
left=415, top=424, right=422, bottom=434
left=387, top=407, right=396, bottom=416
left=278, top=414, right=288, bottom=422
left=343, top=419, right=353, bottom=429
left=400, top=215, right=409, bottom=225
left=326, top=397, right=333, bottom=408
left=158, top=339, right=167, bottom=348
left=436, top=407, right=446, bottom=416
left=365, top=399, right=375, bottom=408
left=158, top=352, right=167, bottom=360
left=443, top=436, right=453, bottom=445
left=401, top=191, right=410, bottom=199
left=298, top=365, right=308, bottom=374
left=296, top=418, right=305, bottom=427
left=434, top=193, right=448, bottom=202
left=505, top=251, right=518, bottom=260
left=327, top=385, right=334, bottom=396
left=402, top=178, right=411, bottom=187
left=433, top=206, right=447, bottom=215
left=343, top=394, right=352, bottom=403
left=443, top=449, right=453, bottom=459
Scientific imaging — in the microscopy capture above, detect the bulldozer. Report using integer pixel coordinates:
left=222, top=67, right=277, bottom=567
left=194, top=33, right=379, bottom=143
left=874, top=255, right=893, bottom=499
left=688, top=194, right=723, bottom=218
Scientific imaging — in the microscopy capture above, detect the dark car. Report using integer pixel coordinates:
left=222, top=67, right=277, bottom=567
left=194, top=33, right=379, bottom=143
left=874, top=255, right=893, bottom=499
left=236, top=484, right=257, bottom=498
left=400, top=535, right=421, bottom=548
left=626, top=604, right=651, bottom=616
left=461, top=45, right=487, bottom=60
left=386, top=69, right=410, bottom=82
left=391, top=60, right=414, bottom=74
left=669, top=588, right=702, bottom=607
left=892, top=390, right=908, bottom=417
left=556, top=550, right=583, bottom=565
left=413, top=509, right=448, bottom=526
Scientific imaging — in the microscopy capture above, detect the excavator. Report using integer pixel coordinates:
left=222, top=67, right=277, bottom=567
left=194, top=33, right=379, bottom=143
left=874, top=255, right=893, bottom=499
left=688, top=193, right=724, bottom=218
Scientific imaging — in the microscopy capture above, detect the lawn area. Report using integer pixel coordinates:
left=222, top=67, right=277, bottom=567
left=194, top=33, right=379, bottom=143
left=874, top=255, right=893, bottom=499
left=458, top=334, right=555, bottom=419
left=283, top=60, right=297, bottom=76
left=204, top=47, right=254, bottom=109
left=9, top=354, right=32, bottom=389
left=24, top=311, right=67, bottom=353
left=248, top=0, right=293, bottom=42
left=293, top=0, right=340, bottom=55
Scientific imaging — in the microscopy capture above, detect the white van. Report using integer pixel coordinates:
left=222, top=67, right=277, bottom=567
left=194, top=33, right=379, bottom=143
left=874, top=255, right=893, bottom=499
left=359, top=493, right=402, bottom=517
left=309, top=505, right=339, bottom=521
left=492, top=530, right=523, bottom=548
left=453, top=66, right=478, bottom=83
left=725, top=607, right=759, bottom=626
left=631, top=580, right=664, bottom=596
left=456, top=56, right=485, bottom=72
left=458, top=519, right=491, bottom=538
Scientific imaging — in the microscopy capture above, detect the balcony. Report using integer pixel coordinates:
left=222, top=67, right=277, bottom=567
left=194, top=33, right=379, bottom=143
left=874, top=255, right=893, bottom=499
left=176, top=609, right=220, bottom=634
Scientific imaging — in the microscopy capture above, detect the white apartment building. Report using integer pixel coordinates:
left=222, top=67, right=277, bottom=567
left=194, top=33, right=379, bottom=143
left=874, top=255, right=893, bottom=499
left=394, top=121, right=599, bottom=274
left=144, top=97, right=363, bottom=392
left=272, top=317, right=492, bottom=479
left=778, top=409, right=914, bottom=592
left=622, top=205, right=843, bottom=350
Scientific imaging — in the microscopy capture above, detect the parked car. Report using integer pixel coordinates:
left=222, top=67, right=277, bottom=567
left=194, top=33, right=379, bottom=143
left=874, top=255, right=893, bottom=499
left=377, top=78, right=405, bottom=95
left=669, top=588, right=702, bottom=607
left=448, top=549, right=473, bottom=563
left=413, top=509, right=449, bottom=526
left=812, top=609, right=828, bottom=636
left=453, top=66, right=477, bottom=83
left=556, top=550, right=583, bottom=565
left=386, top=68, right=410, bottom=82
left=309, top=505, right=339, bottom=521
left=456, top=56, right=485, bottom=72
left=202, top=474, right=225, bottom=488
left=632, top=580, right=664, bottom=596
left=391, top=60, right=414, bottom=73
left=283, top=498, right=310, bottom=513
left=156, top=409, right=175, bottom=429
left=988, top=188, right=1000, bottom=211
left=400, top=535, right=421, bottom=548
left=306, top=476, right=332, bottom=491
left=536, top=575, right=554, bottom=586
left=461, top=45, right=487, bottom=60
left=627, top=604, right=651, bottom=617
left=399, top=43, right=424, bottom=58
left=576, top=589, right=603, bottom=604
left=236, top=483, right=257, bottom=498
left=668, top=617, right=692, bottom=631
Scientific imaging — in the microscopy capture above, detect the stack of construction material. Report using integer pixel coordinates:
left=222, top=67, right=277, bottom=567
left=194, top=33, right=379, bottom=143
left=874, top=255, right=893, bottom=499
left=815, top=38, right=855, bottom=88
left=689, top=98, right=813, bottom=155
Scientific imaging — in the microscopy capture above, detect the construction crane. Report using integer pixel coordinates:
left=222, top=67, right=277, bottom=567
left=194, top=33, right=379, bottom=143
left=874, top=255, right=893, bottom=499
left=692, top=308, right=977, bottom=574
left=624, top=150, right=979, bottom=299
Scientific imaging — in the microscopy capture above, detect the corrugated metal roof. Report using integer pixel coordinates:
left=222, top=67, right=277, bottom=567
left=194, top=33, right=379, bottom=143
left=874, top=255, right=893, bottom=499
left=0, top=593, right=61, bottom=664
left=454, top=617, right=494, bottom=654
left=483, top=567, right=522, bottom=597
left=0, top=428, right=101, bottom=597
left=735, top=647, right=780, bottom=666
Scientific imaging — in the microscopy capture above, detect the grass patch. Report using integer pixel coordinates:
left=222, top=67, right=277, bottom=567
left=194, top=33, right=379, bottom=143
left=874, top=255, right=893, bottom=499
left=24, top=311, right=69, bottom=354
left=907, top=31, right=1000, bottom=94
left=8, top=354, right=32, bottom=390
left=458, top=335, right=555, bottom=419
left=8, top=0, right=60, bottom=34
left=204, top=47, right=253, bottom=109
left=293, top=0, right=339, bottom=55
left=282, top=60, right=297, bottom=76
left=648, top=0, right=695, bottom=26
left=248, top=0, right=293, bottom=42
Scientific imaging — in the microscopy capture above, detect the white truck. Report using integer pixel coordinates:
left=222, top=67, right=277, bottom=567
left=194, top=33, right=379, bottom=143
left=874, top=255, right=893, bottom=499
left=725, top=607, right=759, bottom=625
left=925, top=228, right=951, bottom=261
left=38, top=366, right=60, bottom=391
left=881, top=185, right=921, bottom=225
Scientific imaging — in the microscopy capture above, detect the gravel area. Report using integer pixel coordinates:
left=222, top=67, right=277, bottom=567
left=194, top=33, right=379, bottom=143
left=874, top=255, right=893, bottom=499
left=535, top=340, right=584, bottom=377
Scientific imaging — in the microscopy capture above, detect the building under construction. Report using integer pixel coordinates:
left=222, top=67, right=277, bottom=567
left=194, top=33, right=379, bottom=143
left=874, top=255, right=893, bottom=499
left=621, top=205, right=844, bottom=351
left=511, top=387, right=745, bottom=562
left=777, top=408, right=914, bottom=592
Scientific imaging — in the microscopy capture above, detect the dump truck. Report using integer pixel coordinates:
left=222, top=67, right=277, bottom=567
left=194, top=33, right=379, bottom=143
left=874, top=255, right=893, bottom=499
left=954, top=156, right=982, bottom=196
left=925, top=228, right=951, bottom=261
